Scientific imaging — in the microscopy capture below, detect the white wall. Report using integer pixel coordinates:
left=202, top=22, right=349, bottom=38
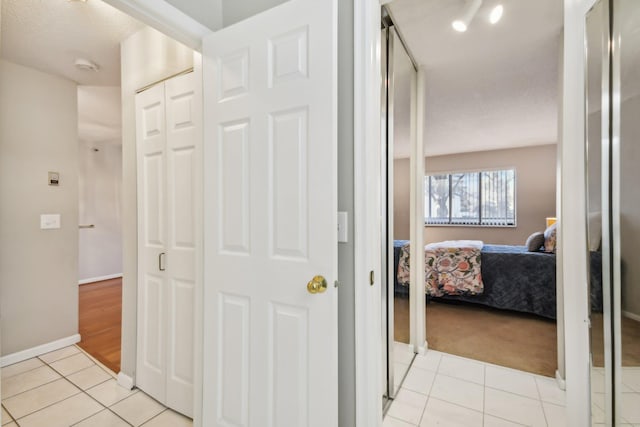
left=120, top=25, right=194, bottom=378
left=78, top=140, right=123, bottom=282
left=0, top=59, right=79, bottom=355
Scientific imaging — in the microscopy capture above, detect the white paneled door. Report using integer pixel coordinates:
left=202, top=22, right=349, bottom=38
left=202, top=0, right=338, bottom=426
left=136, top=71, right=200, bottom=417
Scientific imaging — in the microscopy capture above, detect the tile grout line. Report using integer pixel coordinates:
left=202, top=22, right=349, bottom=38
left=139, top=408, right=169, bottom=426
left=15, top=347, right=91, bottom=419
left=3, top=347, right=171, bottom=427
left=13, top=349, right=106, bottom=424
left=1, top=363, right=46, bottom=383
left=390, top=352, right=565, bottom=427
left=1, top=403, right=18, bottom=426
left=1, top=375, right=64, bottom=403
left=61, top=369, right=139, bottom=426
left=482, top=363, right=486, bottom=427
left=37, top=347, right=83, bottom=365
left=13, top=391, right=87, bottom=424
left=415, top=352, right=443, bottom=426
left=73, top=345, right=118, bottom=379
left=70, top=403, right=134, bottom=427
left=534, top=375, right=551, bottom=426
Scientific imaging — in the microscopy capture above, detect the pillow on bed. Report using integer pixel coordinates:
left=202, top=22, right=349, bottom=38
left=544, top=223, right=557, bottom=253
left=525, top=232, right=545, bottom=252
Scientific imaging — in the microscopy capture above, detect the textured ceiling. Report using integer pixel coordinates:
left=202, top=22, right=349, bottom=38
left=387, top=0, right=563, bottom=157
left=1, top=0, right=144, bottom=86
left=1, top=0, right=143, bottom=145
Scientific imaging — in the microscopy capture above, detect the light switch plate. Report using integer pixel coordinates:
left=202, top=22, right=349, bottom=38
left=41, top=214, right=61, bottom=229
left=338, top=211, right=348, bottom=243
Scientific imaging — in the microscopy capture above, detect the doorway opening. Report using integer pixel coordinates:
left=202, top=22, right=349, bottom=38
left=384, top=0, right=564, bottom=379
left=77, top=86, right=125, bottom=373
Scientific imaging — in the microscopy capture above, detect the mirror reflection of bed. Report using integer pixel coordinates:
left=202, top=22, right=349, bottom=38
left=393, top=228, right=602, bottom=377
left=387, top=0, right=574, bottom=380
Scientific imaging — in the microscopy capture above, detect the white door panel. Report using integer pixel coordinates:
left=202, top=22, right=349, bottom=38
left=136, top=71, right=199, bottom=417
left=203, top=0, right=338, bottom=425
left=165, top=72, right=198, bottom=416
left=136, top=83, right=167, bottom=402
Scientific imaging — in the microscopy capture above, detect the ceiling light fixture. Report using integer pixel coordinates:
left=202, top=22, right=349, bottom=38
left=489, top=4, right=504, bottom=24
left=452, top=0, right=483, bottom=32
left=75, top=58, right=100, bottom=72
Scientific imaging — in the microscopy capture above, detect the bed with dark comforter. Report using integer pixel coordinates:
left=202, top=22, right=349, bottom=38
left=393, top=241, right=603, bottom=319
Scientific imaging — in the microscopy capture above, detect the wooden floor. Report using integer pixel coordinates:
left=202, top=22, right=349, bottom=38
left=78, top=278, right=122, bottom=373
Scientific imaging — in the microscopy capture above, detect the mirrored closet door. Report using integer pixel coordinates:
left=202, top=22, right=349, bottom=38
left=586, top=0, right=610, bottom=424
left=586, top=0, right=640, bottom=424
left=381, top=7, right=417, bottom=407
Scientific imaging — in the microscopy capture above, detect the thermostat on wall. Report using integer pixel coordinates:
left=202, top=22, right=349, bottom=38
left=48, top=172, right=59, bottom=186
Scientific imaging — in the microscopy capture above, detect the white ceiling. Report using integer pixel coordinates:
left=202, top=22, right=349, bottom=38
left=1, top=0, right=563, bottom=154
left=387, top=0, right=563, bottom=158
left=1, top=0, right=144, bottom=86
left=1, top=0, right=145, bottom=145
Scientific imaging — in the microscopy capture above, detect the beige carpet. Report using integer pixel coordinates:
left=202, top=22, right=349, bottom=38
left=394, top=295, right=558, bottom=377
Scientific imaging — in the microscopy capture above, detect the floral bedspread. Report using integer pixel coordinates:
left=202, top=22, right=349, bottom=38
left=396, top=241, right=484, bottom=297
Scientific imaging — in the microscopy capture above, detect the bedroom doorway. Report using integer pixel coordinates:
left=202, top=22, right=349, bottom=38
left=384, top=0, right=563, bottom=380
left=77, top=86, right=125, bottom=374
left=381, top=7, right=418, bottom=408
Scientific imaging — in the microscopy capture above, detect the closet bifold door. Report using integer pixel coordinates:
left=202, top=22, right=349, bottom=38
left=164, top=72, right=198, bottom=417
left=135, top=72, right=198, bottom=417
left=136, top=82, right=168, bottom=404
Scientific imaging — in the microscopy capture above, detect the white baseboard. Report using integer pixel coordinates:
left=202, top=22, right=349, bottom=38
left=0, top=334, right=81, bottom=367
left=555, top=369, right=566, bottom=390
left=623, top=311, right=640, bottom=322
left=79, top=273, right=123, bottom=285
left=415, top=341, right=428, bottom=356
left=117, top=372, right=135, bottom=390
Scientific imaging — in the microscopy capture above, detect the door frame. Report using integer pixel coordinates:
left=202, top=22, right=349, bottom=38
left=353, top=0, right=383, bottom=425
left=101, top=1, right=212, bottom=426
left=104, top=1, right=389, bottom=426
left=562, top=0, right=597, bottom=425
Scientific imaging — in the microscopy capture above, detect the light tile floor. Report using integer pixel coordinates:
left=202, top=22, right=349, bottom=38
left=1, top=345, right=191, bottom=427
left=394, top=341, right=417, bottom=395
left=384, top=349, right=567, bottom=427
left=591, top=366, right=640, bottom=426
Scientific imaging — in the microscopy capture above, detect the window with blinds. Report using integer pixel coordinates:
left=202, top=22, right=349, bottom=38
left=424, top=169, right=516, bottom=226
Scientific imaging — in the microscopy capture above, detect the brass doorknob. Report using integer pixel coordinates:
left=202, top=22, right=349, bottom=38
left=307, top=275, right=328, bottom=294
